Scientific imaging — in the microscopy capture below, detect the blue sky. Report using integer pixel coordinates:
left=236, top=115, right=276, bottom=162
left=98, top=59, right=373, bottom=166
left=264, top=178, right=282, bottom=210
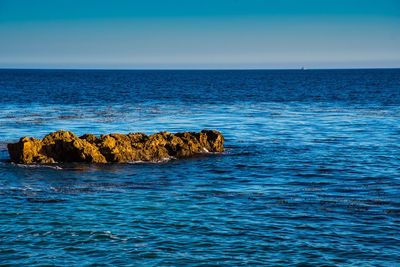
left=0, top=0, right=399, bottom=69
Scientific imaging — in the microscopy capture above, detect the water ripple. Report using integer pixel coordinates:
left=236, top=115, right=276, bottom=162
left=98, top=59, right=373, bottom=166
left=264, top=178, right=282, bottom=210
left=1, top=69, right=400, bottom=266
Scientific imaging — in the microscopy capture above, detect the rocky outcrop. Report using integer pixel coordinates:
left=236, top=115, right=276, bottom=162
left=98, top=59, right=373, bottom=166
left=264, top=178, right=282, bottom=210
left=7, top=130, right=224, bottom=164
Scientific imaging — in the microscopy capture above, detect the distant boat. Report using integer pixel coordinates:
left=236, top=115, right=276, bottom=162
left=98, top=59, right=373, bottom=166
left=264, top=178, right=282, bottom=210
left=301, top=66, right=306, bottom=70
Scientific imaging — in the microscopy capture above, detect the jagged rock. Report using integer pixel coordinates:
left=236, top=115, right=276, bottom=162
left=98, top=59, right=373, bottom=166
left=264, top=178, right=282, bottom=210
left=7, top=129, right=224, bottom=164
left=80, top=133, right=99, bottom=144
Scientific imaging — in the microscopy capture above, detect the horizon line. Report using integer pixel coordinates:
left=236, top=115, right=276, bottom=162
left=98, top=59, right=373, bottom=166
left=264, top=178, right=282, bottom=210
left=1, top=67, right=399, bottom=71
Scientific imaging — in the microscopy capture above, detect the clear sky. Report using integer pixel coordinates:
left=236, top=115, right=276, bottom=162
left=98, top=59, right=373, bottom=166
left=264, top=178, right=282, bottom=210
left=0, top=0, right=399, bottom=69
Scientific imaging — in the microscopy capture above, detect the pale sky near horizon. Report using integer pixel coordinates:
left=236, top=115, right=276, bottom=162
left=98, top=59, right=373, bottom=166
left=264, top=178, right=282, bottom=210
left=0, top=0, right=399, bottom=69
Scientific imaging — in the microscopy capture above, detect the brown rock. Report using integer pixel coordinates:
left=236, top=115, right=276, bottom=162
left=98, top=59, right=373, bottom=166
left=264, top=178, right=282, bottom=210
left=7, top=129, right=224, bottom=164
left=98, top=133, right=138, bottom=162
left=199, top=130, right=225, bottom=152
left=80, top=133, right=99, bottom=144
left=7, top=137, right=53, bottom=164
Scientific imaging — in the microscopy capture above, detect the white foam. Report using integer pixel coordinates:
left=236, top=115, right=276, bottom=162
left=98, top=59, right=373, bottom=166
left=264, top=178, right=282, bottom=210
left=13, top=163, right=63, bottom=170
left=127, top=156, right=175, bottom=164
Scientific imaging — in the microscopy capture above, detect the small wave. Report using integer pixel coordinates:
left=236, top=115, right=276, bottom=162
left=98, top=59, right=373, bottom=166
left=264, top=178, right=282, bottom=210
left=127, top=160, right=147, bottom=164
left=27, top=198, right=66, bottom=203
left=156, top=156, right=175, bottom=163
left=127, top=156, right=175, bottom=164
left=13, top=163, right=63, bottom=170
left=0, top=142, right=9, bottom=151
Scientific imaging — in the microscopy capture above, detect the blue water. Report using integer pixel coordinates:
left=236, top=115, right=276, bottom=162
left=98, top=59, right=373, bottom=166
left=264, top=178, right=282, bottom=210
left=0, top=69, right=400, bottom=266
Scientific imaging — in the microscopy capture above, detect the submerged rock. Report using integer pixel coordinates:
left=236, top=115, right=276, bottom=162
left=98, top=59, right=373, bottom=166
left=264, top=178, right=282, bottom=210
left=7, top=130, right=224, bottom=164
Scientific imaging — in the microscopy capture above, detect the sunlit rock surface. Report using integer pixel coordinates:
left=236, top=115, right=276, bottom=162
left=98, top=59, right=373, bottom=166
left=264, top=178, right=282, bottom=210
left=7, top=130, right=224, bottom=164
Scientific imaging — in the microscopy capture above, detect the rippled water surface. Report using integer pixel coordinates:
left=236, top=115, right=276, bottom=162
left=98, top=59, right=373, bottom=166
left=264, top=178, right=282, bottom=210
left=1, top=69, right=400, bottom=266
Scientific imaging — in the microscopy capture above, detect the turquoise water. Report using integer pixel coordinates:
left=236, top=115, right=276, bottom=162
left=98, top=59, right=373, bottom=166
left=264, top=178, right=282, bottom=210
left=1, top=69, right=400, bottom=266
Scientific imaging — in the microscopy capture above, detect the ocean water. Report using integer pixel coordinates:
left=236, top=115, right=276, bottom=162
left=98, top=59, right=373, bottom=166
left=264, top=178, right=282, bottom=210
left=0, top=69, right=400, bottom=266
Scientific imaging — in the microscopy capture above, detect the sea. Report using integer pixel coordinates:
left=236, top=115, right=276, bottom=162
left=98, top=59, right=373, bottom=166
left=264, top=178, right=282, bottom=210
left=0, top=69, right=399, bottom=266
